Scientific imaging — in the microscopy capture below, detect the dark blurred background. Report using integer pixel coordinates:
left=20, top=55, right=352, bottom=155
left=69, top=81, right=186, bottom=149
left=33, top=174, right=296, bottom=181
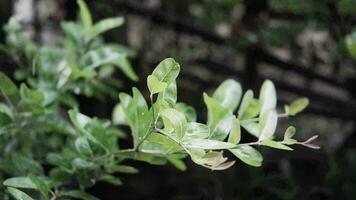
left=1, top=0, right=356, bottom=199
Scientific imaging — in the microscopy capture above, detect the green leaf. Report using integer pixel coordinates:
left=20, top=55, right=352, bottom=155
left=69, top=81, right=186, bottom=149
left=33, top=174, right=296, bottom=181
left=160, top=108, right=187, bottom=139
left=157, top=81, right=177, bottom=105
left=213, top=79, right=242, bottom=112
left=117, top=151, right=167, bottom=165
left=184, top=139, right=236, bottom=150
left=174, top=102, right=196, bottom=122
left=0, top=72, right=18, bottom=96
left=75, top=137, right=93, bottom=158
left=61, top=190, right=99, bottom=200
left=77, top=0, right=92, bottom=34
left=152, top=58, right=180, bottom=84
left=11, top=153, right=44, bottom=175
left=258, top=109, right=278, bottom=141
left=238, top=90, right=253, bottom=118
left=91, top=17, right=124, bottom=39
left=259, top=80, right=277, bottom=116
left=81, top=46, right=138, bottom=81
left=288, top=97, right=309, bottom=116
left=203, top=93, right=232, bottom=140
left=238, top=90, right=260, bottom=119
left=107, top=165, right=139, bottom=174
left=167, top=156, right=187, bottom=171
left=147, top=75, right=167, bottom=94
left=283, top=126, right=296, bottom=141
left=19, top=84, right=44, bottom=104
left=184, top=122, right=210, bottom=139
left=72, top=158, right=95, bottom=170
left=141, top=132, right=182, bottom=154
left=99, top=175, right=122, bottom=186
left=119, top=88, right=152, bottom=147
left=28, top=175, right=51, bottom=198
left=3, top=177, right=36, bottom=189
left=229, top=145, right=263, bottom=167
left=228, top=117, right=241, bottom=144
left=261, top=139, right=293, bottom=151
left=7, top=187, right=34, bottom=200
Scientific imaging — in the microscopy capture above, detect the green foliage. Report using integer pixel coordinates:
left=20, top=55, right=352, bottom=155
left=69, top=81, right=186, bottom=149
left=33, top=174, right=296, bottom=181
left=0, top=1, right=319, bottom=199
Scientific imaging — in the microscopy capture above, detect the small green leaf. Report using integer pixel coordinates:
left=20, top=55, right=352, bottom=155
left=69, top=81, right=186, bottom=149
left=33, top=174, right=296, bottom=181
left=288, top=97, right=309, bottom=116
left=0, top=72, right=18, bottom=96
left=160, top=108, right=187, bottom=139
left=241, top=122, right=259, bottom=137
left=72, top=158, right=95, bottom=169
left=283, top=126, right=296, bottom=141
left=184, top=122, right=210, bottom=139
left=3, top=177, right=36, bottom=189
left=212, top=79, right=242, bottom=112
left=7, top=187, right=34, bottom=200
left=147, top=75, right=167, bottom=94
left=167, top=156, right=187, bottom=171
left=259, top=80, right=277, bottom=116
left=258, top=109, right=278, bottom=141
left=107, top=165, right=139, bottom=174
left=99, top=175, right=122, bottom=186
left=61, top=190, right=99, bottom=200
left=112, top=103, right=126, bottom=125
left=184, top=139, right=236, bottom=150
left=91, top=17, right=124, bottom=39
left=238, top=90, right=253, bottom=118
left=261, top=139, right=293, bottom=151
left=152, top=58, right=180, bottom=84
left=68, top=110, right=91, bottom=131
left=229, top=145, right=263, bottom=167
left=228, top=117, right=241, bottom=144
left=77, top=0, right=93, bottom=34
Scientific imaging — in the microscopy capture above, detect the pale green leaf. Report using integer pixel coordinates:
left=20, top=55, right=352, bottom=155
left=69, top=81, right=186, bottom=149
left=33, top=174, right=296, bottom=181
left=203, top=93, right=232, bottom=140
left=258, top=109, right=278, bottom=141
left=213, top=79, right=242, bottom=112
left=75, top=137, right=93, bottom=158
left=91, top=17, right=124, bottom=39
left=3, top=177, right=36, bottom=189
left=259, top=80, right=277, bottom=116
left=77, top=0, right=92, bottom=34
left=229, top=145, right=263, bottom=167
left=147, top=75, right=167, bottom=94
left=152, top=58, right=180, bottom=84
left=160, top=108, right=187, bottom=139
left=228, top=117, right=241, bottom=144
left=288, top=97, right=309, bottom=116
left=284, top=126, right=296, bottom=141
left=61, top=190, right=99, bottom=200
left=112, top=103, right=126, bottom=125
left=157, top=81, right=177, bottom=105
left=184, top=122, right=210, bottom=140
left=261, top=139, right=293, bottom=151
left=0, top=72, right=18, bottom=96
left=7, top=187, right=34, bottom=200
left=184, top=139, right=236, bottom=150
left=174, top=102, right=196, bottom=122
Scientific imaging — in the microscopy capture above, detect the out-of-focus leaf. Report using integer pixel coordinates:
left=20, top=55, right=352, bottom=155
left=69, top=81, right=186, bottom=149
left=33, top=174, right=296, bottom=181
left=0, top=72, right=18, bottom=96
left=77, top=0, right=92, bottom=34
left=61, top=190, right=99, bottom=200
left=287, top=97, right=309, bottom=116
left=167, top=156, right=187, bottom=171
left=213, top=79, right=242, bottom=112
left=152, top=58, right=180, bottom=85
left=112, top=103, right=126, bottom=125
left=91, top=17, right=124, bottom=39
left=184, top=122, right=210, bottom=139
left=229, top=145, right=263, bottom=167
left=28, top=175, right=51, bottom=198
left=107, top=165, right=139, bottom=174
left=99, top=174, right=122, bottom=186
left=174, top=102, right=196, bottom=122
left=7, top=187, right=34, bottom=200
left=75, top=137, right=93, bottom=158
left=117, top=151, right=167, bottom=165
